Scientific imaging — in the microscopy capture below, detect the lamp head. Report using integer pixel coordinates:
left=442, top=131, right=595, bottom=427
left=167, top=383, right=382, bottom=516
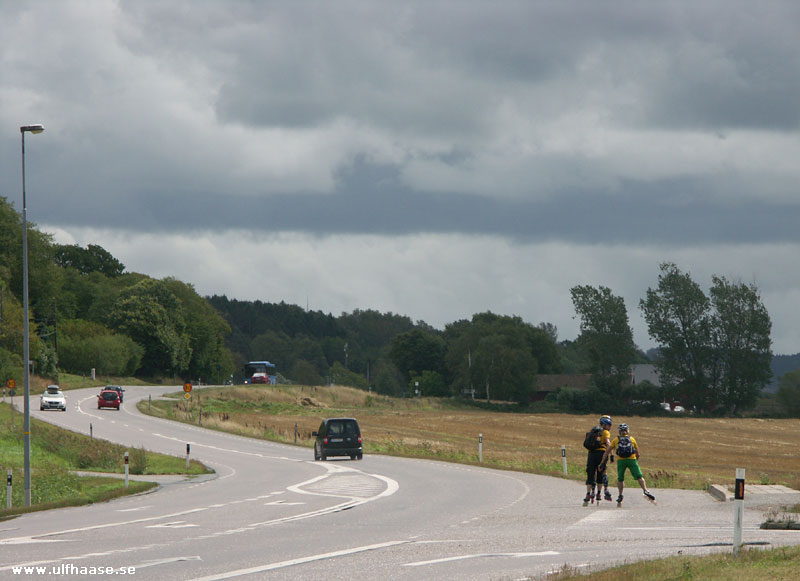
left=20, top=124, right=45, bottom=134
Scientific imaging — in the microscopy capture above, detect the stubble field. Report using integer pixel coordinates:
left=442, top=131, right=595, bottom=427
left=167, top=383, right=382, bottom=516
left=143, top=384, right=800, bottom=491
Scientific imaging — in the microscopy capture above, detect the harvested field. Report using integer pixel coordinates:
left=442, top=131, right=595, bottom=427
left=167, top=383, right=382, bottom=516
left=145, top=385, right=800, bottom=491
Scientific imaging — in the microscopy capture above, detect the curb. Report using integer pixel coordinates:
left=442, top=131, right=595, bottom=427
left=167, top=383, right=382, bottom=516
left=760, top=521, right=800, bottom=530
left=708, top=484, right=732, bottom=502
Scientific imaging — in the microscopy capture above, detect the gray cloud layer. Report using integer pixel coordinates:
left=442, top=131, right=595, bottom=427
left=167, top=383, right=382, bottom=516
left=3, top=1, right=800, bottom=352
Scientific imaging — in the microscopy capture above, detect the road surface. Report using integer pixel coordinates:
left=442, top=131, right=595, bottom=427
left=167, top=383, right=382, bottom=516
left=2, top=385, right=799, bottom=580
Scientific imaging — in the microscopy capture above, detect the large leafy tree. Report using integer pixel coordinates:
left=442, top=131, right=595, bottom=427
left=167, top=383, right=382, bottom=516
left=709, top=275, right=772, bottom=414
left=389, top=328, right=446, bottom=383
left=109, top=278, right=192, bottom=377
left=163, top=278, right=234, bottom=383
left=570, top=285, right=635, bottom=390
left=640, top=263, right=713, bottom=410
left=443, top=312, right=560, bottom=402
left=640, top=263, right=772, bottom=413
left=54, top=243, right=125, bottom=277
left=57, top=319, right=143, bottom=376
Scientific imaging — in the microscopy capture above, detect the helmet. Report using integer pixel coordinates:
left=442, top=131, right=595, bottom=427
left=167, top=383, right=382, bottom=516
left=599, top=415, right=612, bottom=426
left=618, top=423, right=629, bottom=433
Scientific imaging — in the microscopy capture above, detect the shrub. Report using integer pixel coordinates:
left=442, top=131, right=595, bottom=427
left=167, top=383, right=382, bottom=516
left=129, top=446, right=147, bottom=475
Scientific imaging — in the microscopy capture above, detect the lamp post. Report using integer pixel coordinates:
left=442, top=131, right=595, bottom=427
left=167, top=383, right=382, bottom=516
left=20, top=123, right=44, bottom=507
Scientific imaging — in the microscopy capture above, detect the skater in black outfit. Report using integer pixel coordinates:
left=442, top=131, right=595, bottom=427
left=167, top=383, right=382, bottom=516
left=583, top=415, right=613, bottom=505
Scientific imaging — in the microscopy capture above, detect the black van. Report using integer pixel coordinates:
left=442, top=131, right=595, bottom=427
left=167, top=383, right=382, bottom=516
left=313, top=417, right=362, bottom=461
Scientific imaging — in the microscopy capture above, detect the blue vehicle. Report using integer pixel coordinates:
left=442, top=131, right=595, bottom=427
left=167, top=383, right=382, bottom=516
left=244, top=361, right=276, bottom=385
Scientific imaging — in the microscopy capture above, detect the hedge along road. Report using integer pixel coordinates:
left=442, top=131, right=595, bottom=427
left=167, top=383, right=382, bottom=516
left=3, top=385, right=798, bottom=581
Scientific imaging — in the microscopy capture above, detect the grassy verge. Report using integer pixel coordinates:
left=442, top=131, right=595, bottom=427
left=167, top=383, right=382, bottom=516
left=0, top=402, right=212, bottom=518
left=544, top=545, right=800, bottom=580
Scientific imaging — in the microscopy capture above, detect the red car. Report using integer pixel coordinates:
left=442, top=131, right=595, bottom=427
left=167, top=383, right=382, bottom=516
left=98, top=389, right=121, bottom=410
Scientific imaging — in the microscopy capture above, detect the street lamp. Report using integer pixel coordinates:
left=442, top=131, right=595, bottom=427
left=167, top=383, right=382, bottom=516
left=20, top=123, right=44, bottom=507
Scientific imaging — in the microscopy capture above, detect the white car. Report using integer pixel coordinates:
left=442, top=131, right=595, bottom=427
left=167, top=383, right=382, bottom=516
left=40, top=385, right=67, bottom=411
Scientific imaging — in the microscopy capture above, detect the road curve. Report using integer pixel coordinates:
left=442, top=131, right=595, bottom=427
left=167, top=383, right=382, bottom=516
left=3, top=385, right=799, bottom=580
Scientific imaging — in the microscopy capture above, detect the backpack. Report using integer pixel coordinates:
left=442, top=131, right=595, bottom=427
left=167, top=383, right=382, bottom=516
left=616, top=435, right=634, bottom=457
left=583, top=426, right=603, bottom=451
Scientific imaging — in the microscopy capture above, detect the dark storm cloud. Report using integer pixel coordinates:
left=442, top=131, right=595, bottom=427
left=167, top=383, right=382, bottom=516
left=35, top=155, right=798, bottom=246
left=5, top=1, right=800, bottom=353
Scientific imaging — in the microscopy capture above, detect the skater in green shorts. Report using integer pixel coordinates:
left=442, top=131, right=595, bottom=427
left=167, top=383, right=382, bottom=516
left=601, top=423, right=655, bottom=506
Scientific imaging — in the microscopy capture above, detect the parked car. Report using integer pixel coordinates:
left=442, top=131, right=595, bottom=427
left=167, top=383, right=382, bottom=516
left=104, top=385, right=125, bottom=402
left=40, top=385, right=67, bottom=411
left=313, top=417, right=362, bottom=461
left=98, top=389, right=121, bottom=410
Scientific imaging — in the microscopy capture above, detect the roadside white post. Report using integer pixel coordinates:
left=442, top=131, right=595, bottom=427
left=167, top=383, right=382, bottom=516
left=6, top=470, right=11, bottom=509
left=733, top=468, right=745, bottom=555
left=561, top=445, right=567, bottom=476
left=124, top=452, right=129, bottom=488
left=478, top=433, right=483, bottom=463
left=186, top=443, right=191, bottom=470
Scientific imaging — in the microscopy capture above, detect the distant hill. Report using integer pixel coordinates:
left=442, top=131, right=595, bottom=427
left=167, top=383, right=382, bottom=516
left=767, top=353, right=800, bottom=393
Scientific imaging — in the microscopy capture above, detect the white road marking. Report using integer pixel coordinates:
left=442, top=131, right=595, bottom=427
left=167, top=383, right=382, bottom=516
left=0, top=508, right=208, bottom=544
left=133, top=556, right=203, bottom=569
left=189, top=540, right=409, bottom=580
left=404, top=551, right=560, bottom=567
left=569, top=508, right=625, bottom=528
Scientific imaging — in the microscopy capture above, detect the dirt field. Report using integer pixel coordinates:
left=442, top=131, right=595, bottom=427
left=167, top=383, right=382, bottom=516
left=154, top=385, right=800, bottom=491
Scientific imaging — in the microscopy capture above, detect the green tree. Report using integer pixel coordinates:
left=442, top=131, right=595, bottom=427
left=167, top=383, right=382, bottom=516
left=570, top=285, right=635, bottom=390
left=709, top=275, right=772, bottom=414
left=109, top=278, right=192, bottom=377
left=409, top=369, right=448, bottom=397
left=640, top=263, right=772, bottom=413
left=291, top=359, right=323, bottom=385
left=54, top=243, right=125, bottom=277
left=290, top=335, right=329, bottom=378
left=250, top=330, right=293, bottom=372
left=163, top=278, right=234, bottom=382
left=58, top=320, right=143, bottom=376
left=444, top=312, right=554, bottom=403
left=777, top=369, right=800, bottom=417
left=640, top=263, right=714, bottom=411
left=372, top=359, right=405, bottom=396
left=389, top=328, right=446, bottom=383
left=328, top=361, right=369, bottom=389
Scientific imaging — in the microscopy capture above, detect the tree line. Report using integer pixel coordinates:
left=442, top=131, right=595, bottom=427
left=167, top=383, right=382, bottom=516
left=0, top=196, right=234, bottom=384
left=1, top=195, right=792, bottom=415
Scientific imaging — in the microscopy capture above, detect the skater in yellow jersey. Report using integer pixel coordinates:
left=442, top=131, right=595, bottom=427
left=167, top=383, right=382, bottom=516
left=601, top=423, right=655, bottom=506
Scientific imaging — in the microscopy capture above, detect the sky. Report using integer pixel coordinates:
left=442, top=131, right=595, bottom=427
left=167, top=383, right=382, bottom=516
left=2, top=1, right=800, bottom=354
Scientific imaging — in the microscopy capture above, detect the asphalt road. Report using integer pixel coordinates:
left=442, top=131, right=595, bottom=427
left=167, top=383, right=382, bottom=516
left=2, top=385, right=799, bottom=580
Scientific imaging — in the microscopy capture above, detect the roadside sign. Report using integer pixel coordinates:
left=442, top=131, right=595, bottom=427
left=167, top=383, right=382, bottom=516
left=6, top=379, right=15, bottom=389
left=183, top=382, right=192, bottom=393
left=184, top=392, right=191, bottom=400
left=8, top=390, right=15, bottom=397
